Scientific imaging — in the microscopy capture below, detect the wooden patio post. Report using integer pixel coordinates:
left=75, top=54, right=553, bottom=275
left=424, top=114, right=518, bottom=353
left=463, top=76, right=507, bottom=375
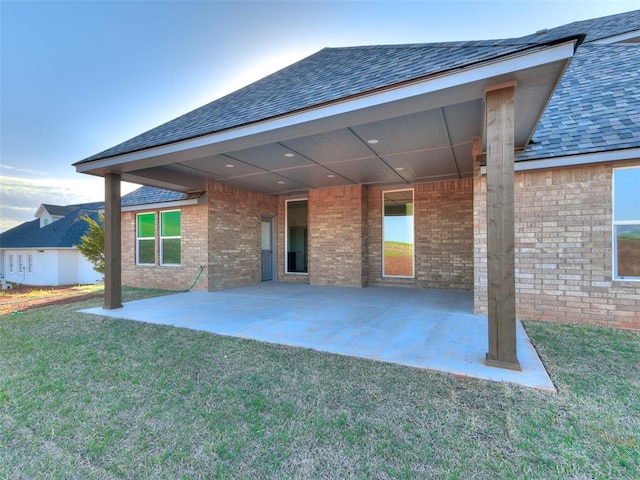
left=484, top=83, right=520, bottom=370
left=104, top=173, right=122, bottom=309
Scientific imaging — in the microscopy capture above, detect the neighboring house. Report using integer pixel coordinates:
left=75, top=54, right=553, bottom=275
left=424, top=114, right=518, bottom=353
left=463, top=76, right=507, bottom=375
left=74, top=8, right=640, bottom=361
left=0, top=203, right=103, bottom=286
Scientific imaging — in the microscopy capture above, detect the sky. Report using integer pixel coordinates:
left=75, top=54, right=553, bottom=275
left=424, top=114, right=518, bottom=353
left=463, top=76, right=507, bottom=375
left=1, top=0, right=638, bottom=232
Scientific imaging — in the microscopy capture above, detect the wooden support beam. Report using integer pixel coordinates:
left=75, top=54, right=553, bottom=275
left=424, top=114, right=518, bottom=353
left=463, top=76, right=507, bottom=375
left=104, top=173, right=122, bottom=310
left=484, top=84, right=521, bottom=371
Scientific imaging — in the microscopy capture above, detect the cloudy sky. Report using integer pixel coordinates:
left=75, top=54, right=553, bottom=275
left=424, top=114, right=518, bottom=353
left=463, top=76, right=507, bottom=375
left=1, top=0, right=637, bottom=232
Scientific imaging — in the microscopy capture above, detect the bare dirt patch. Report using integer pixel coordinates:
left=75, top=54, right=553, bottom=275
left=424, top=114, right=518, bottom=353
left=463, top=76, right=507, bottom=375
left=618, top=239, right=640, bottom=277
left=0, top=284, right=103, bottom=315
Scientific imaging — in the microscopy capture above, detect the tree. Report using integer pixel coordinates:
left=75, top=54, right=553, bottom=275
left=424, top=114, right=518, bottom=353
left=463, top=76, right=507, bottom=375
left=77, top=213, right=105, bottom=274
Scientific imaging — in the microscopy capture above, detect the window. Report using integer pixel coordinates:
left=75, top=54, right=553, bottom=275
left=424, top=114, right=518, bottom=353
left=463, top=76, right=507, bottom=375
left=137, top=213, right=156, bottom=265
left=160, top=211, right=181, bottom=265
left=18, top=255, right=24, bottom=273
left=9, top=255, right=14, bottom=274
left=44, top=218, right=49, bottom=226
left=613, top=167, right=640, bottom=280
left=286, top=199, right=308, bottom=273
left=28, top=255, right=33, bottom=274
left=383, top=189, right=414, bottom=277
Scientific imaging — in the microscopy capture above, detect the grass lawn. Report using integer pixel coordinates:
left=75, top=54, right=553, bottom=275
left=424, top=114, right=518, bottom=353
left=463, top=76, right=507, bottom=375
left=1, top=289, right=639, bottom=479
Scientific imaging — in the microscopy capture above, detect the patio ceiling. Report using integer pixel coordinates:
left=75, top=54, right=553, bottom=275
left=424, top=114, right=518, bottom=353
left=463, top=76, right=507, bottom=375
left=76, top=40, right=578, bottom=194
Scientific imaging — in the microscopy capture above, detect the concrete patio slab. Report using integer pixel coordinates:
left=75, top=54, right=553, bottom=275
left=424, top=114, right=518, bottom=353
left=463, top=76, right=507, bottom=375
left=80, top=283, right=555, bottom=391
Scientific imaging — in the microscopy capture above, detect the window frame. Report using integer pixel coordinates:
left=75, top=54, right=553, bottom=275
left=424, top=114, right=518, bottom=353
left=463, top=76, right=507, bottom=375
left=136, top=212, right=157, bottom=266
left=382, top=188, right=415, bottom=279
left=612, top=166, right=640, bottom=281
left=160, top=210, right=181, bottom=266
left=285, top=198, right=309, bottom=275
left=18, top=254, right=24, bottom=273
left=9, top=254, right=14, bottom=274
left=27, top=254, right=33, bottom=274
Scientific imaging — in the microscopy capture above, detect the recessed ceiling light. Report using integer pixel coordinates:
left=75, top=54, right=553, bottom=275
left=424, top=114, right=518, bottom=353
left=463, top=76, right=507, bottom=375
left=327, top=174, right=335, bottom=178
left=224, top=164, right=234, bottom=168
left=277, top=181, right=285, bottom=184
left=284, top=153, right=295, bottom=157
left=395, top=167, right=405, bottom=171
left=367, top=139, right=379, bottom=144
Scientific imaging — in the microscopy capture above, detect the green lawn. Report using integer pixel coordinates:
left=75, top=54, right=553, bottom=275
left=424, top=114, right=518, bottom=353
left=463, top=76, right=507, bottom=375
left=1, top=290, right=639, bottom=479
left=383, top=240, right=413, bottom=258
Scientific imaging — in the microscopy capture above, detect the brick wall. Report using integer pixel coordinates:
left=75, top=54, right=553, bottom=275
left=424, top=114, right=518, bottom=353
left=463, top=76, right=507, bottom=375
left=367, top=179, right=474, bottom=290
left=121, top=203, right=209, bottom=292
left=474, top=162, right=640, bottom=329
left=308, top=186, right=367, bottom=287
left=206, top=180, right=278, bottom=290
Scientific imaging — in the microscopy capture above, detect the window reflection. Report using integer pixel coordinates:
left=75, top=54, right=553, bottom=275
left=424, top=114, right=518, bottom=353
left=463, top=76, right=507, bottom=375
left=383, top=190, right=414, bottom=277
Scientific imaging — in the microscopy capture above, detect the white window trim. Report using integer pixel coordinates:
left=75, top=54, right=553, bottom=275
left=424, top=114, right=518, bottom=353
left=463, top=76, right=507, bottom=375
left=136, top=212, right=156, bottom=266
left=285, top=198, right=309, bottom=275
left=612, top=165, right=640, bottom=281
left=382, top=188, right=416, bottom=279
left=160, top=210, right=181, bottom=267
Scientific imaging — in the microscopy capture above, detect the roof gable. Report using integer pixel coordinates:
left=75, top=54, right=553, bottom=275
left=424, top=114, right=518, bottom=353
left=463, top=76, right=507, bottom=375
left=40, top=204, right=76, bottom=217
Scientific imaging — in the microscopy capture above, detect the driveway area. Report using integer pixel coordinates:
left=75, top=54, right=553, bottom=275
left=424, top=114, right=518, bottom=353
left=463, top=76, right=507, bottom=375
left=81, top=283, right=555, bottom=390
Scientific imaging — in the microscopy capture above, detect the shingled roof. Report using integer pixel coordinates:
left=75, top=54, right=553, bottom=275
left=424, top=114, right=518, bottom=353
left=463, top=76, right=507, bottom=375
left=519, top=9, right=640, bottom=44
left=75, top=9, right=639, bottom=172
left=121, top=186, right=200, bottom=207
left=76, top=35, right=581, bottom=165
left=518, top=43, right=640, bottom=161
left=0, top=205, right=101, bottom=249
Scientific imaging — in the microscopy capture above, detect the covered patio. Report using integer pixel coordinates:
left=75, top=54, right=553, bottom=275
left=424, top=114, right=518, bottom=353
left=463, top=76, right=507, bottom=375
left=75, top=35, right=582, bottom=373
left=81, top=283, right=555, bottom=390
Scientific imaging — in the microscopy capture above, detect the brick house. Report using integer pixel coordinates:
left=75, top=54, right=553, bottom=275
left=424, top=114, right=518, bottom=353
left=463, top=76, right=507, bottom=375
left=75, top=11, right=640, bottom=367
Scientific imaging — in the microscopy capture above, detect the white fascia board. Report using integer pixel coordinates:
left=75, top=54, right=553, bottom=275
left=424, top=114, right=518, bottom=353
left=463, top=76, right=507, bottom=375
left=77, top=40, right=578, bottom=174
left=478, top=147, right=640, bottom=174
left=514, top=147, right=640, bottom=172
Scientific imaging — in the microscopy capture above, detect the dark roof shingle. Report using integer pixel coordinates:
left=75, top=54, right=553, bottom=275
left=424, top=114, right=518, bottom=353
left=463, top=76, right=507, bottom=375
left=0, top=207, right=100, bottom=249
left=121, top=186, right=196, bottom=207
left=518, top=44, right=640, bottom=161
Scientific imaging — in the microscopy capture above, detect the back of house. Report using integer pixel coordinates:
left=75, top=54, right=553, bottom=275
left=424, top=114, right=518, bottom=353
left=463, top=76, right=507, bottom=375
left=74, top=10, right=640, bottom=330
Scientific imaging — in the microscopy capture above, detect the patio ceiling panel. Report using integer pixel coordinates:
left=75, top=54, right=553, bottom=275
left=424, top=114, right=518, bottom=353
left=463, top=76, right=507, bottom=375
left=223, top=172, right=311, bottom=194
left=223, top=143, right=316, bottom=171
left=272, top=164, right=355, bottom=189
left=280, top=128, right=375, bottom=164
left=350, top=109, right=451, bottom=156
left=175, top=154, right=267, bottom=178
left=382, top=148, right=460, bottom=181
left=451, top=144, right=475, bottom=176
left=324, top=157, right=405, bottom=185
left=442, top=100, right=484, bottom=144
